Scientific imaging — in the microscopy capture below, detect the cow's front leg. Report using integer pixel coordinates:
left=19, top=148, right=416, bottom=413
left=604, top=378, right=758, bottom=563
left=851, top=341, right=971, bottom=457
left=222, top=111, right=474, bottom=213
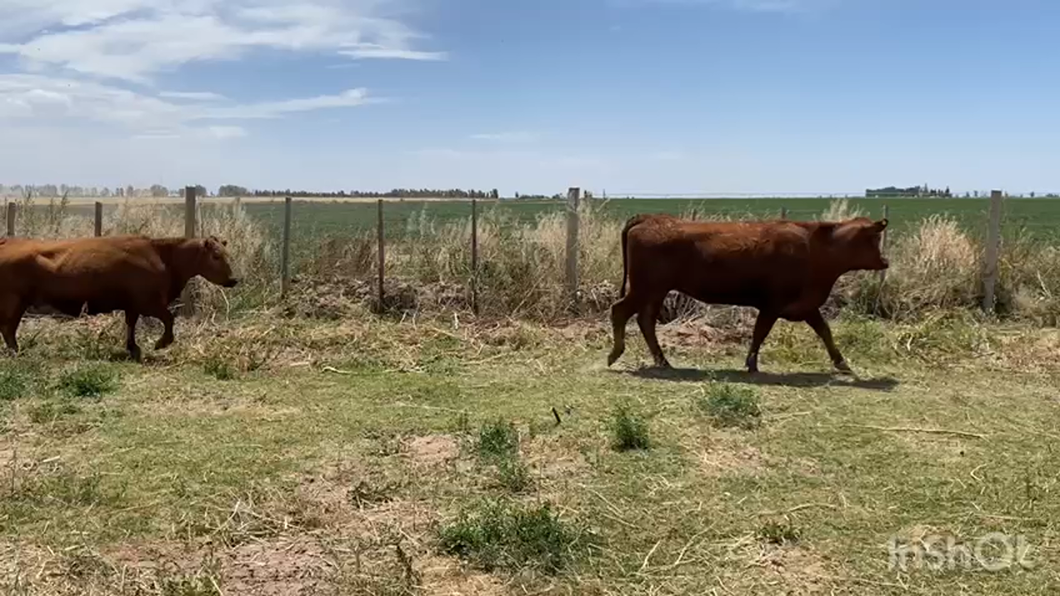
left=124, top=310, right=143, bottom=362
left=805, top=310, right=850, bottom=373
left=636, top=294, right=670, bottom=368
left=746, top=310, right=778, bottom=373
left=153, top=307, right=176, bottom=351
left=0, top=297, right=26, bottom=354
left=608, top=294, right=640, bottom=366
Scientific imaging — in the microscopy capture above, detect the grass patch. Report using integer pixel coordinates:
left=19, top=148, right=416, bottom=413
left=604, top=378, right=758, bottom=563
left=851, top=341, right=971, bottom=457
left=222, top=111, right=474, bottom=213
left=57, top=364, right=118, bottom=399
left=611, top=403, right=651, bottom=451
left=438, top=499, right=594, bottom=574
left=700, top=383, right=762, bottom=430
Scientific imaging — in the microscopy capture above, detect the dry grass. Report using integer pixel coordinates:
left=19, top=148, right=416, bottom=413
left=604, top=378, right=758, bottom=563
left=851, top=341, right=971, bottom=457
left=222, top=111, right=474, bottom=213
left=9, top=194, right=1060, bottom=327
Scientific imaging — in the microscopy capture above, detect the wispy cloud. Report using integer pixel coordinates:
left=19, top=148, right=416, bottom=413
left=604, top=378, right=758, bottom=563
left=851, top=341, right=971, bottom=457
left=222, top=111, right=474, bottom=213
left=0, top=0, right=447, bottom=83
left=635, top=0, right=837, bottom=13
left=159, top=91, right=227, bottom=102
left=470, top=131, right=540, bottom=143
left=0, top=74, right=377, bottom=137
left=0, top=1, right=433, bottom=141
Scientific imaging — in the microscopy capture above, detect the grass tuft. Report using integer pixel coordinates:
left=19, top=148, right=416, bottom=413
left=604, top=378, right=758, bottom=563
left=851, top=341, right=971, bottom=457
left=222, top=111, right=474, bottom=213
left=700, top=383, right=762, bottom=430
left=438, top=499, right=593, bottom=574
left=757, top=519, right=801, bottom=545
left=611, top=403, right=651, bottom=451
left=57, top=364, right=118, bottom=399
left=476, top=418, right=519, bottom=461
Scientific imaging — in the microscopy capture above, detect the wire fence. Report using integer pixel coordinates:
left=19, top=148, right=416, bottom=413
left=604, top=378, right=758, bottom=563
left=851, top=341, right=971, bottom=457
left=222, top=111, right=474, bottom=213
left=4, top=186, right=1029, bottom=317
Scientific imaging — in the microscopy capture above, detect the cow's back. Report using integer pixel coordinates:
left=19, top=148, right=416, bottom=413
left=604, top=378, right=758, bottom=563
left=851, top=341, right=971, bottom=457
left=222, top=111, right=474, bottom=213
left=1, top=235, right=167, bottom=308
left=626, top=220, right=815, bottom=309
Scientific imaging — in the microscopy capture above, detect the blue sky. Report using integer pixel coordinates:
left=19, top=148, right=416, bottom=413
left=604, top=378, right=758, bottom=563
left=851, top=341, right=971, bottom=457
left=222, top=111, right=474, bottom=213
left=0, top=0, right=1057, bottom=195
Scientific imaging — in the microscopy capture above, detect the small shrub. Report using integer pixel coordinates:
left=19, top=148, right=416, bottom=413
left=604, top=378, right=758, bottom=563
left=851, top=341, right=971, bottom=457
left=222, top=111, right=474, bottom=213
left=476, top=418, right=519, bottom=461
left=438, top=499, right=592, bottom=573
left=57, top=365, right=118, bottom=399
left=495, top=459, right=533, bottom=493
left=758, top=519, right=801, bottom=545
left=701, top=384, right=762, bottom=430
left=611, top=403, right=650, bottom=451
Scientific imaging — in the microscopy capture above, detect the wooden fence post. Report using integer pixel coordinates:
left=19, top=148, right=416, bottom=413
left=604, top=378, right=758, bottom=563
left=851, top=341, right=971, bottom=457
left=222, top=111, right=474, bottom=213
left=180, top=186, right=198, bottom=315
left=184, top=186, right=197, bottom=238
left=982, top=190, right=1004, bottom=313
left=878, top=204, right=889, bottom=283
left=471, top=198, right=479, bottom=315
left=94, top=202, right=103, bottom=237
left=281, top=196, right=292, bottom=298
left=780, top=206, right=788, bottom=220
left=377, top=199, right=385, bottom=310
left=5, top=202, right=14, bottom=236
left=566, top=187, right=581, bottom=308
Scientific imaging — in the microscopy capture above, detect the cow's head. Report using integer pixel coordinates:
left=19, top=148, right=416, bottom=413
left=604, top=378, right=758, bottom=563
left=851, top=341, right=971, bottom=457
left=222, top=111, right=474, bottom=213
left=830, top=217, right=889, bottom=271
left=196, top=235, right=240, bottom=288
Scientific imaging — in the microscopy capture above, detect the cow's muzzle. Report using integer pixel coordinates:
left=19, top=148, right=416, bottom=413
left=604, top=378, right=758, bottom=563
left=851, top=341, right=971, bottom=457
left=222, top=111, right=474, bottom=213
left=223, top=278, right=240, bottom=288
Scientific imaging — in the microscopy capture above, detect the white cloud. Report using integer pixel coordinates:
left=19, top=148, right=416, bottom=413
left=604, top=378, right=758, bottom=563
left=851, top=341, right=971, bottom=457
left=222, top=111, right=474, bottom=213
left=0, top=0, right=445, bottom=82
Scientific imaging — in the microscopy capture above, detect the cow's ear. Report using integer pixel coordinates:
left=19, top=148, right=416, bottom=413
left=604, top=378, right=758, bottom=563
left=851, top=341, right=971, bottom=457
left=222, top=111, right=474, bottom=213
left=875, top=218, right=888, bottom=231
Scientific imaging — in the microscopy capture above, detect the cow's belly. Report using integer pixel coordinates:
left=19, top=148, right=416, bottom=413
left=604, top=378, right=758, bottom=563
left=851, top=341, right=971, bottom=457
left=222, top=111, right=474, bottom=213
left=677, top=273, right=803, bottom=311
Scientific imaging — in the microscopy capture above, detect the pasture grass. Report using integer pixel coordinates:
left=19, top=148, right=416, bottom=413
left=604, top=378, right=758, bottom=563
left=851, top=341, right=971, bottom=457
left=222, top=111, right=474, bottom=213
left=3, top=311, right=1058, bottom=594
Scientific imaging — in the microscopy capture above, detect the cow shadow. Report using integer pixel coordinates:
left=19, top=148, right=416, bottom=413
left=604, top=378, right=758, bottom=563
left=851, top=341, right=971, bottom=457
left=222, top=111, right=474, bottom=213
left=623, top=366, right=900, bottom=391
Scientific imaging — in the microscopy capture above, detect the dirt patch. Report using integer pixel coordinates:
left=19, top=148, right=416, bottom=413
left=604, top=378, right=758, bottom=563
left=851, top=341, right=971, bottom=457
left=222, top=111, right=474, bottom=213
left=750, top=544, right=838, bottom=594
left=417, top=554, right=505, bottom=596
left=698, top=433, right=766, bottom=477
left=406, top=434, right=460, bottom=467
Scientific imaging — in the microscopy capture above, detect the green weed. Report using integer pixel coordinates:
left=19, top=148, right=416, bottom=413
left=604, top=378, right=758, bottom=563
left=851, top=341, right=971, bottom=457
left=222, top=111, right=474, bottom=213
left=611, top=403, right=651, bottom=451
left=700, top=384, right=762, bottom=430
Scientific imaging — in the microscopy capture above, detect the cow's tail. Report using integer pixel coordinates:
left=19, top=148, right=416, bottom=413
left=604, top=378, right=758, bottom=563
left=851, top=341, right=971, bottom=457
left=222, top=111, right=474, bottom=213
left=619, top=215, right=649, bottom=298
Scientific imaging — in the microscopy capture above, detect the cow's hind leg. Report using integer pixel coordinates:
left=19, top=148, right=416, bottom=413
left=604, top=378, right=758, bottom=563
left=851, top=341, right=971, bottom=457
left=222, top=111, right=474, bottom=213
left=805, top=310, right=851, bottom=373
left=637, top=293, right=670, bottom=368
left=0, top=296, right=26, bottom=354
left=124, top=311, right=143, bottom=362
left=746, top=310, right=779, bottom=373
left=607, top=294, right=641, bottom=366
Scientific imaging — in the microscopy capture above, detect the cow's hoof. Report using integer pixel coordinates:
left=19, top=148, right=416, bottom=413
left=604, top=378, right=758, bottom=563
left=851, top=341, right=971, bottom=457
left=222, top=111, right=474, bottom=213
left=834, top=360, right=853, bottom=374
left=607, top=350, right=622, bottom=367
left=154, top=339, right=173, bottom=351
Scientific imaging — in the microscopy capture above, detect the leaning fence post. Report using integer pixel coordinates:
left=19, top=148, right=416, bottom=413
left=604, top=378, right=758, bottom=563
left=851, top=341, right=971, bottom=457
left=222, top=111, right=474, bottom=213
left=5, top=202, right=14, bottom=236
left=982, top=190, right=1004, bottom=314
left=471, top=197, right=479, bottom=315
left=281, top=196, right=292, bottom=298
left=377, top=199, right=385, bottom=311
left=94, top=202, right=103, bottom=236
left=566, top=187, right=580, bottom=308
left=780, top=206, right=788, bottom=220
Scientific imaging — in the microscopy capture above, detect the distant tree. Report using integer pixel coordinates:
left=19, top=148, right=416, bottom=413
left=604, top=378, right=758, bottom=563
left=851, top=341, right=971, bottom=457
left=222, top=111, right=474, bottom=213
left=218, top=185, right=249, bottom=197
left=150, top=184, right=168, bottom=198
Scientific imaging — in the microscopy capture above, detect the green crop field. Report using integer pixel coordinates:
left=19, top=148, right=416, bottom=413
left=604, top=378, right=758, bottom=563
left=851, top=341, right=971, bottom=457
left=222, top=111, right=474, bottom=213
left=234, top=197, right=1060, bottom=242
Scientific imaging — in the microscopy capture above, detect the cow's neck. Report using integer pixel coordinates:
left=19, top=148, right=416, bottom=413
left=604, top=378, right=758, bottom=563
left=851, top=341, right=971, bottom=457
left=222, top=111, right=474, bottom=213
left=152, top=238, right=200, bottom=299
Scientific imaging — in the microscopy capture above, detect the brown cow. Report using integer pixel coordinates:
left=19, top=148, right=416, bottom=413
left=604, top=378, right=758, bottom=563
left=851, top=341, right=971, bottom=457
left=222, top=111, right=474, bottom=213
left=0, top=234, right=239, bottom=361
left=608, top=215, right=888, bottom=373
